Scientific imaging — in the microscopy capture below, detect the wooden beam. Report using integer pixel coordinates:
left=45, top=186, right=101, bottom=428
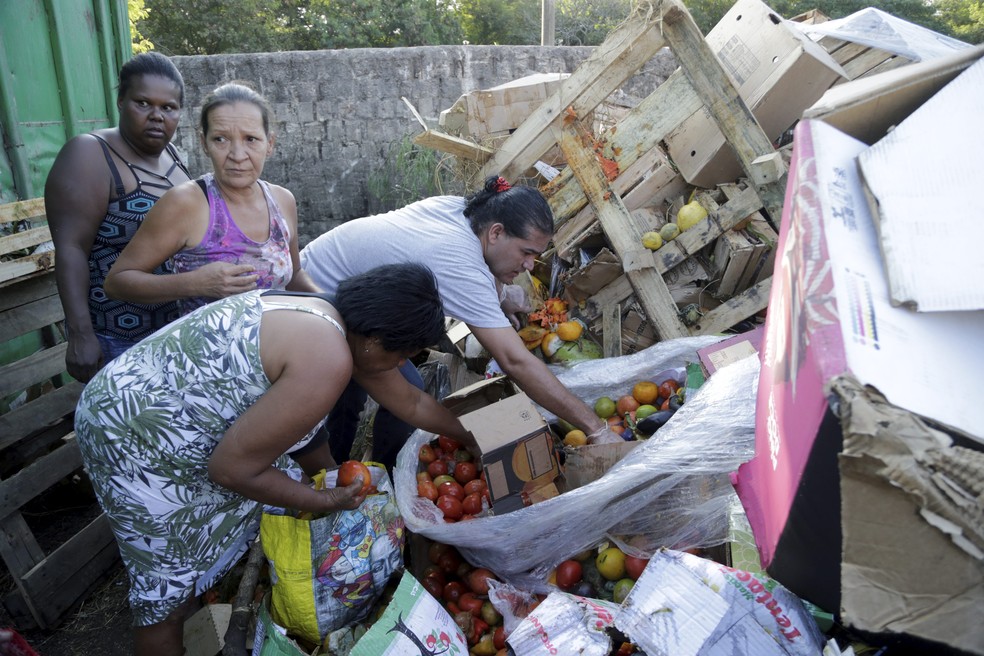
left=559, top=119, right=689, bottom=340
left=412, top=130, right=493, bottom=163
left=602, top=304, right=622, bottom=358
left=660, top=0, right=785, bottom=220
left=0, top=198, right=45, bottom=225
left=690, top=278, right=771, bottom=335
left=481, top=6, right=667, bottom=182
left=544, top=69, right=703, bottom=226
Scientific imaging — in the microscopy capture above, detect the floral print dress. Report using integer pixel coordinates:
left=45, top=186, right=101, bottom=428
left=74, top=290, right=342, bottom=625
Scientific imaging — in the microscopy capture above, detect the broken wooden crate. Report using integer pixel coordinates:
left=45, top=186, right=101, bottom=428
left=0, top=198, right=117, bottom=631
left=418, top=0, right=813, bottom=354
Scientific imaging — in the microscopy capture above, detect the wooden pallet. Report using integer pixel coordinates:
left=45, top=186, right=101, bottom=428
left=0, top=198, right=118, bottom=630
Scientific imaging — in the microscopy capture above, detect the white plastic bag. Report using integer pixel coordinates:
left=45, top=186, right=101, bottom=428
left=395, top=336, right=759, bottom=587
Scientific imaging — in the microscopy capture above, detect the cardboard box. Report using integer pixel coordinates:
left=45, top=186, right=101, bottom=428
left=443, top=376, right=561, bottom=514
left=696, top=324, right=764, bottom=377
left=733, top=118, right=984, bottom=653
left=664, top=0, right=846, bottom=188
left=183, top=604, right=231, bottom=656
left=439, top=73, right=570, bottom=140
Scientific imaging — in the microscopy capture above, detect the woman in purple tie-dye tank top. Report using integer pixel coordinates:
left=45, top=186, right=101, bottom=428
left=104, top=82, right=319, bottom=314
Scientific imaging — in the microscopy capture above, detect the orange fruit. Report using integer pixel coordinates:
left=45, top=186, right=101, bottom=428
left=616, top=395, right=640, bottom=417
left=563, top=429, right=588, bottom=447
left=555, top=320, right=583, bottom=341
left=632, top=381, right=659, bottom=405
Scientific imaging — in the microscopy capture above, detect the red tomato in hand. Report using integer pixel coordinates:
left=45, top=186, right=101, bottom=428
left=337, top=461, right=371, bottom=495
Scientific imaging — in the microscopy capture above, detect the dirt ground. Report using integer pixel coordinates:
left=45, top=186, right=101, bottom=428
left=0, top=477, right=135, bottom=656
left=1, top=560, right=134, bottom=656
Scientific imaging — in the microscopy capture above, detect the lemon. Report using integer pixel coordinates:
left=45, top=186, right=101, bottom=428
left=641, top=231, right=663, bottom=251
left=659, top=222, right=681, bottom=241
left=594, top=396, right=616, bottom=419
left=613, top=578, right=635, bottom=603
left=556, top=320, right=583, bottom=341
left=596, top=547, right=627, bottom=581
left=677, top=201, right=708, bottom=231
left=563, top=429, right=588, bottom=447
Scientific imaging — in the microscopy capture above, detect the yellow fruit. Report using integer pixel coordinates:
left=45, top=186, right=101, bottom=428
left=632, top=381, right=659, bottom=405
left=677, top=201, right=708, bottom=231
left=659, top=223, right=681, bottom=241
left=613, top=578, right=635, bottom=603
left=641, top=231, right=663, bottom=251
left=636, top=404, right=658, bottom=420
left=541, top=332, right=563, bottom=358
left=556, top=320, right=583, bottom=341
left=596, top=547, right=627, bottom=581
left=517, top=324, right=548, bottom=351
left=563, top=429, right=588, bottom=447
left=593, top=396, right=616, bottom=419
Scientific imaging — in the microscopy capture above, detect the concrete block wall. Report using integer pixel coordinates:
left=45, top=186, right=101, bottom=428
left=172, top=45, right=676, bottom=246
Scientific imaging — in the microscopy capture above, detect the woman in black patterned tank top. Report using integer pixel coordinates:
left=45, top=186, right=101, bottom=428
left=46, top=52, right=192, bottom=383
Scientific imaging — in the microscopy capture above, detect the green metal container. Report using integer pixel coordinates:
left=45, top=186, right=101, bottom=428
left=0, top=0, right=131, bottom=203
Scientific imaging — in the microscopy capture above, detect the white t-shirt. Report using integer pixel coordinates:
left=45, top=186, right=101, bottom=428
left=300, top=196, right=510, bottom=329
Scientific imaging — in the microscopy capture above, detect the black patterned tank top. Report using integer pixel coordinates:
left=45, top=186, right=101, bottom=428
left=88, top=135, right=191, bottom=342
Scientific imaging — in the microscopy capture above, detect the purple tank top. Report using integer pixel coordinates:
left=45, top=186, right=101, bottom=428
left=173, top=172, right=293, bottom=314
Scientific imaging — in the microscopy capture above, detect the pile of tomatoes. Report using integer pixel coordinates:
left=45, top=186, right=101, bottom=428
left=419, top=541, right=516, bottom=654
left=416, top=435, right=491, bottom=522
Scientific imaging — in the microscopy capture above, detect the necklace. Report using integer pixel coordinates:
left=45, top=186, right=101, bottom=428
left=117, top=129, right=172, bottom=183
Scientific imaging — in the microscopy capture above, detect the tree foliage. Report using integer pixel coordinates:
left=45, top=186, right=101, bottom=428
left=128, top=0, right=154, bottom=53
left=135, top=0, right=982, bottom=54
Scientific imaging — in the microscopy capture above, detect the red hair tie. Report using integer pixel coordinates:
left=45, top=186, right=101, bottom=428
left=493, top=176, right=511, bottom=193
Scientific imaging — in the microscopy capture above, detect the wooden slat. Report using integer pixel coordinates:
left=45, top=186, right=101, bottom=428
left=690, top=278, right=772, bottom=335
left=602, top=304, right=622, bottom=358
left=0, top=226, right=52, bottom=258
left=0, top=293, right=65, bottom=341
left=480, top=6, right=667, bottom=182
left=559, top=119, right=689, bottom=340
left=0, top=272, right=58, bottom=313
left=0, top=251, right=56, bottom=285
left=0, top=342, right=68, bottom=398
left=0, top=198, right=45, bottom=225
left=0, top=512, right=45, bottom=576
left=544, top=69, right=703, bottom=225
left=19, top=513, right=119, bottom=630
left=0, top=435, right=82, bottom=519
left=413, top=130, right=494, bottom=162
left=661, top=0, right=785, bottom=221
left=0, top=382, right=83, bottom=451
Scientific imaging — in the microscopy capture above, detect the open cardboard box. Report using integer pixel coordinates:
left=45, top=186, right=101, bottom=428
left=734, top=116, right=984, bottom=654
left=442, top=376, right=561, bottom=514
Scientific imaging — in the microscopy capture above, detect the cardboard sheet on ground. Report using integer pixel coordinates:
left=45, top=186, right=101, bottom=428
left=857, top=56, right=984, bottom=311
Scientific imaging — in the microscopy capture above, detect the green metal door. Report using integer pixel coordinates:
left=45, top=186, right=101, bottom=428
left=0, top=0, right=131, bottom=203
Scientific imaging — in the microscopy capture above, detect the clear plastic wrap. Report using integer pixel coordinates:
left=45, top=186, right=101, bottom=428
left=394, top=336, right=759, bottom=587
